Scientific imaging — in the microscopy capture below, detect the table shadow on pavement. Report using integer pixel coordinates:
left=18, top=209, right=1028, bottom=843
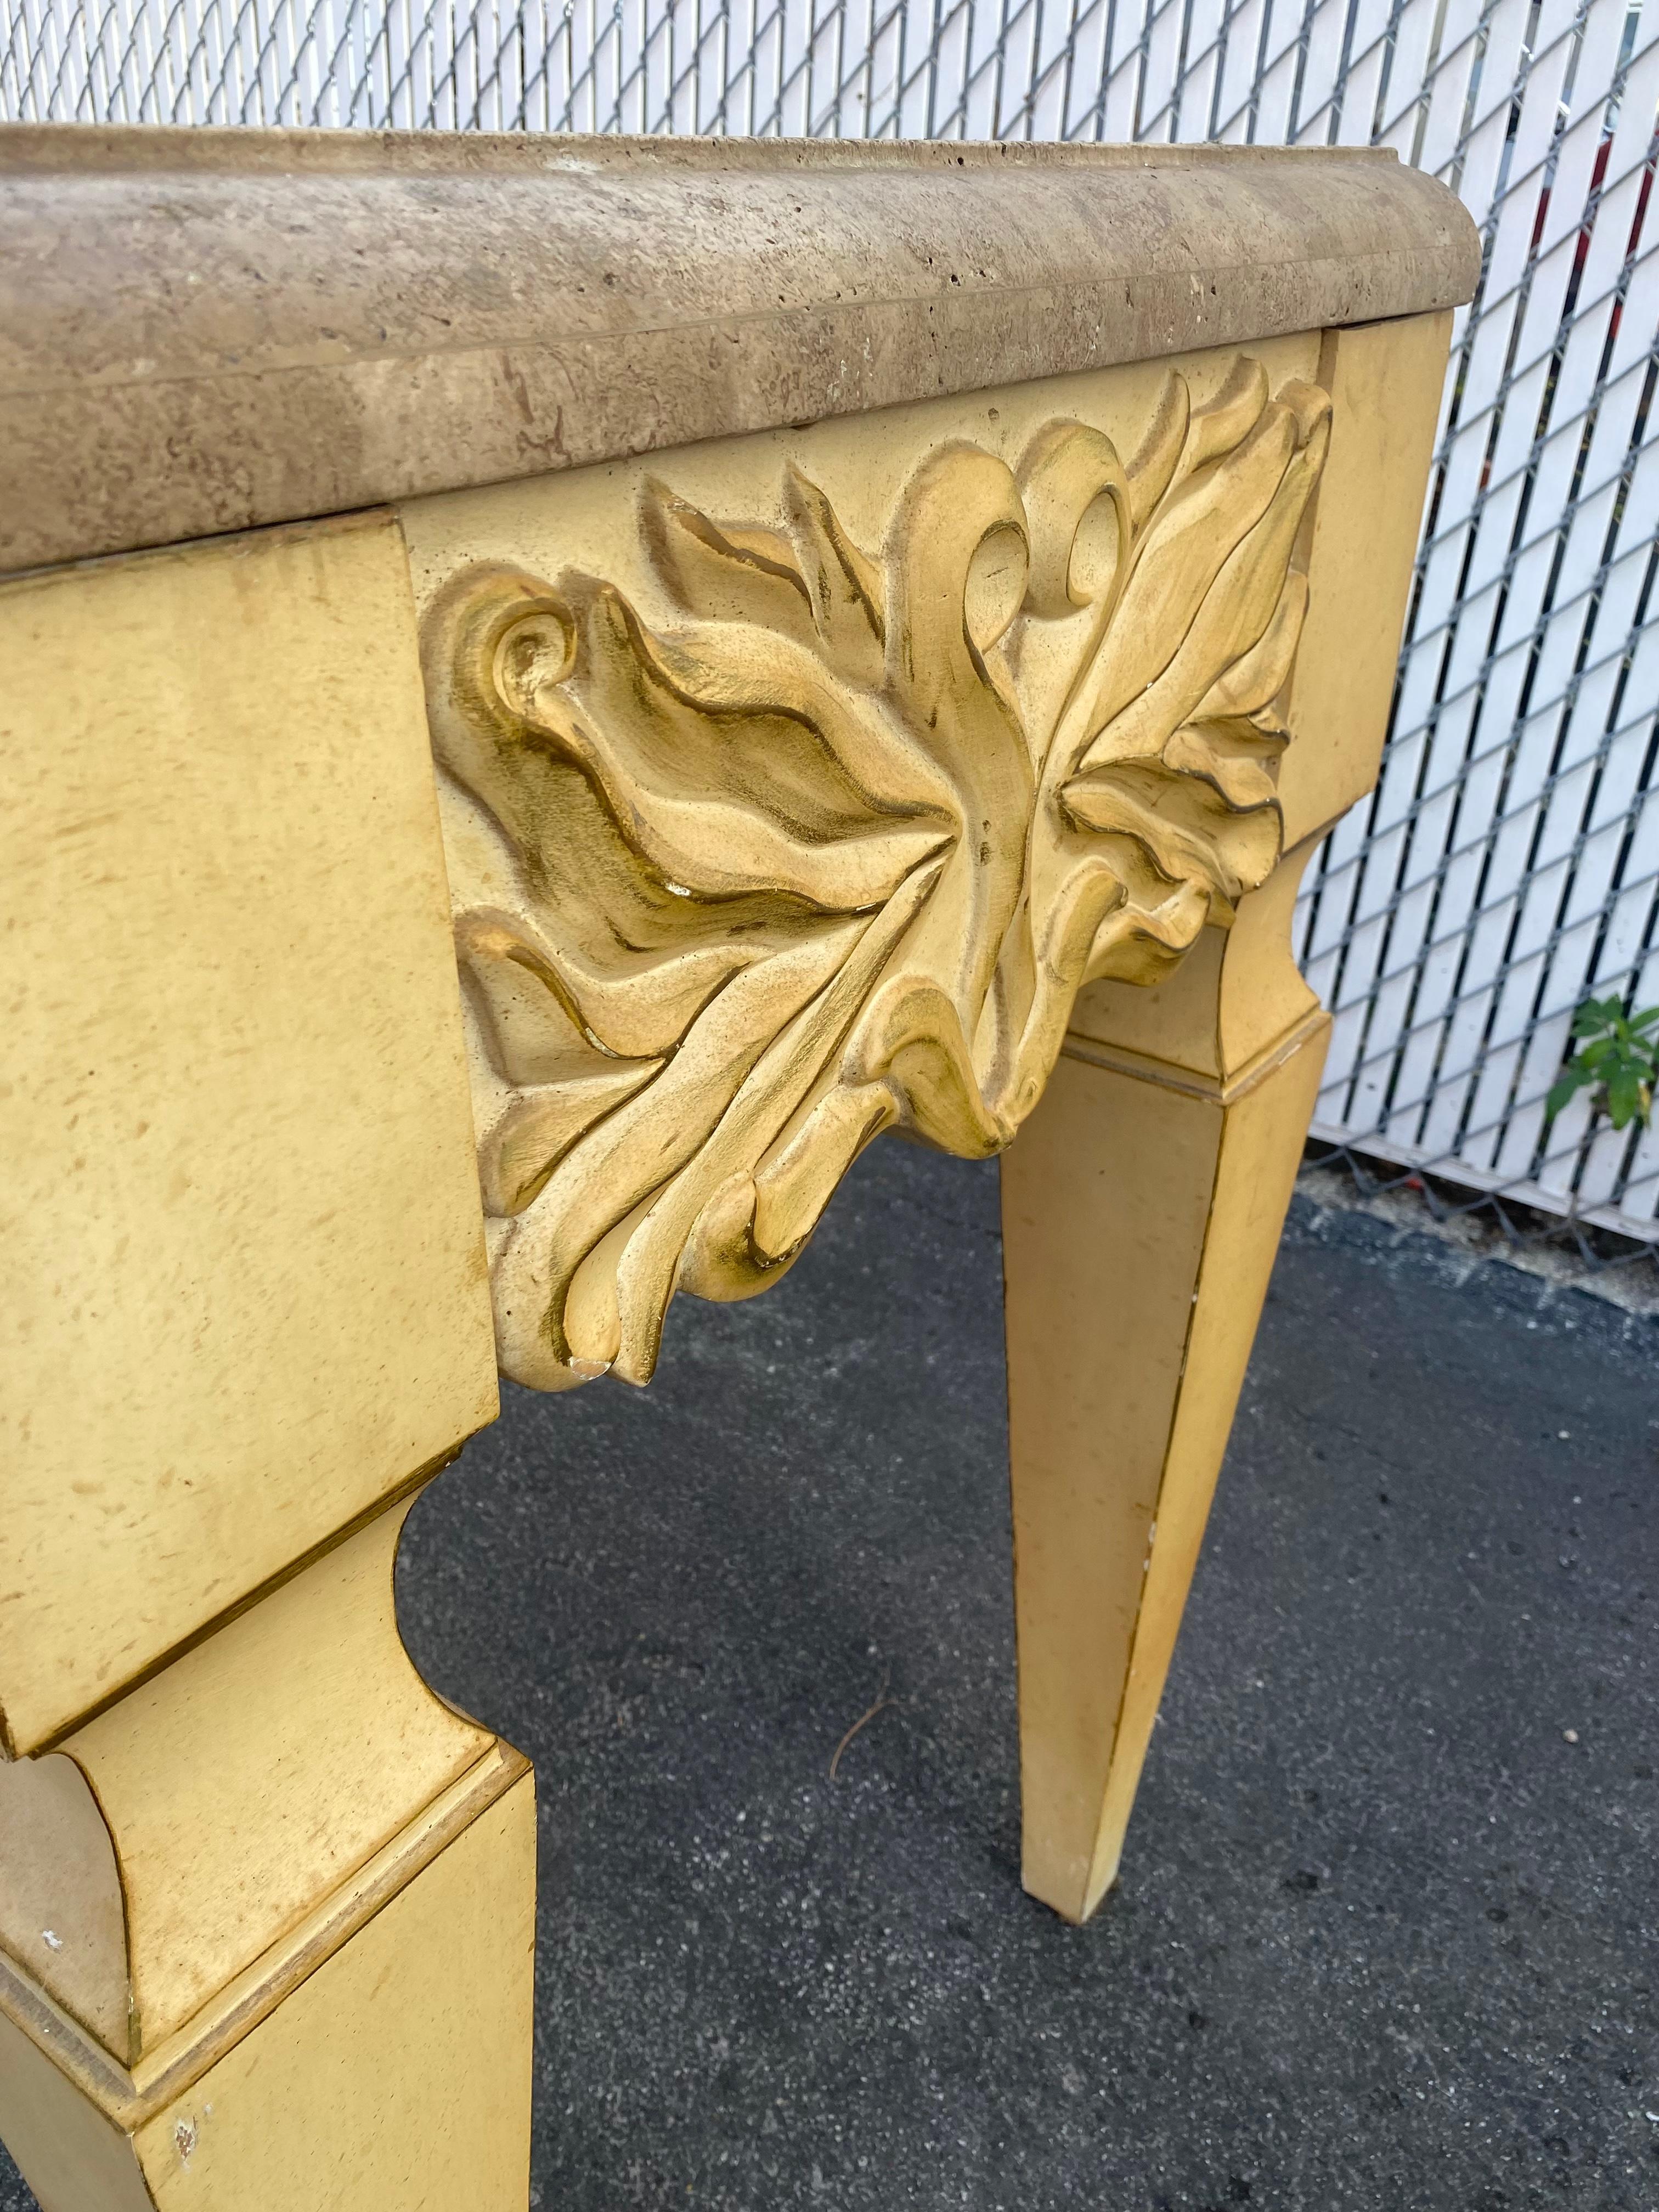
left=2, top=1139, right=1654, bottom=2210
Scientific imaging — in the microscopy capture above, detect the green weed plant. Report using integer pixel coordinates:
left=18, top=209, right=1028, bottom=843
left=1546, top=995, right=1658, bottom=1133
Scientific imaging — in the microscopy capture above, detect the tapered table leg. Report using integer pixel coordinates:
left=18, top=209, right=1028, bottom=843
left=1002, top=849, right=1328, bottom=1923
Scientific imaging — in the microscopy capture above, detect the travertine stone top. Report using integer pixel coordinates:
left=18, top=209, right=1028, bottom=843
left=0, top=125, right=1480, bottom=573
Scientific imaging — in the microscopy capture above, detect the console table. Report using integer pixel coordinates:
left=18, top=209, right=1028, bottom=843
left=0, top=124, right=1477, bottom=2209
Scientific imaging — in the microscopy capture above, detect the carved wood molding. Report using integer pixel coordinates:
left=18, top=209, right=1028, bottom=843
left=424, top=356, right=1330, bottom=1391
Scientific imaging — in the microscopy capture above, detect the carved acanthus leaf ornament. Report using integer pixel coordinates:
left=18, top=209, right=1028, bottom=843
left=425, top=357, right=1331, bottom=1390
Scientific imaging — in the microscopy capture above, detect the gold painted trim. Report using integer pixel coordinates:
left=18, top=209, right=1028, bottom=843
left=0, top=1743, right=529, bottom=2130
left=1059, top=1006, right=1330, bottom=1106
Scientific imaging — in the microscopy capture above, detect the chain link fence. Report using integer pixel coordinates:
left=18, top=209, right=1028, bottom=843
left=5, top=0, right=1658, bottom=1276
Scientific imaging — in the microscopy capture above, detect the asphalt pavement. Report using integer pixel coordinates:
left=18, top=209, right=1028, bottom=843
left=3, top=1138, right=1654, bottom=2210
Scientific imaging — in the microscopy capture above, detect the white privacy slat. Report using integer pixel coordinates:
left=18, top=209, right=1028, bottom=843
left=1386, top=40, right=1651, bottom=1153
left=1041, top=0, right=1090, bottom=137
left=5, top=0, right=1657, bottom=1242
left=939, top=0, right=984, bottom=131
left=1247, top=0, right=1314, bottom=146
left=1206, top=0, right=1271, bottom=141
left=1368, top=0, right=1452, bottom=163
left=1325, top=10, right=1659, bottom=1232
left=1146, top=0, right=1186, bottom=132
left=1169, top=0, right=1226, bottom=138
left=888, top=0, right=933, bottom=130
left=1613, top=905, right=1659, bottom=1220
left=1474, top=206, right=1659, bottom=1181
left=1092, top=0, right=1148, bottom=138
left=1290, top=0, right=1352, bottom=143
left=1402, top=0, right=1492, bottom=183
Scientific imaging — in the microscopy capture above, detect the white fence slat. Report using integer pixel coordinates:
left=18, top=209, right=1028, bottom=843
left=1208, top=0, right=1272, bottom=139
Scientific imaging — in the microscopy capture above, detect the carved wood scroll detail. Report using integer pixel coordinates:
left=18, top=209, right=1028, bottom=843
left=424, top=357, right=1331, bottom=1391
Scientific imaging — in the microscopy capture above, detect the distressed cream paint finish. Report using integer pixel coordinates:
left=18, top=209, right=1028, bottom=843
left=0, top=133, right=1458, bottom=2204
left=0, top=1502, right=496, bottom=2066
left=0, top=514, right=500, bottom=1758
left=0, top=506, right=528, bottom=2212
left=406, top=336, right=1330, bottom=1392
left=128, top=1778, right=536, bottom=2212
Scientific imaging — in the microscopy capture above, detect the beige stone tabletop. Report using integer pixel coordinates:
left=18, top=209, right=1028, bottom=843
left=0, top=125, right=1479, bottom=572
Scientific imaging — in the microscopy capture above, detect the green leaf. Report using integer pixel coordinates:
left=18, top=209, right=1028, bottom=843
left=1607, top=1064, right=1643, bottom=1130
left=1544, top=1064, right=1596, bottom=1121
